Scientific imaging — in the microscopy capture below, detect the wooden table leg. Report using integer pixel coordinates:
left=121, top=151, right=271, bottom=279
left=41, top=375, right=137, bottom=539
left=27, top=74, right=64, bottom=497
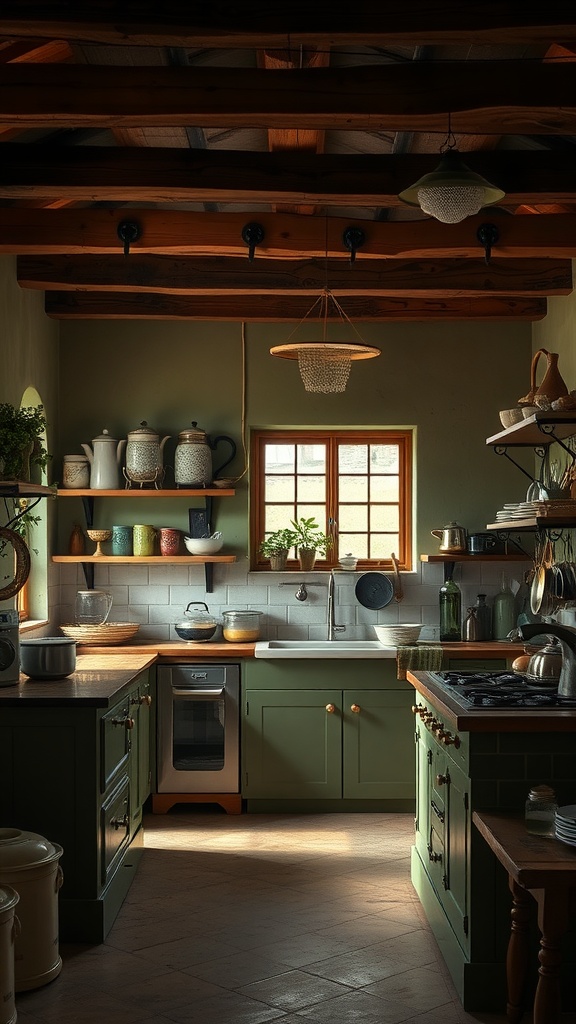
left=506, top=877, right=533, bottom=1024
left=532, top=887, right=569, bottom=1024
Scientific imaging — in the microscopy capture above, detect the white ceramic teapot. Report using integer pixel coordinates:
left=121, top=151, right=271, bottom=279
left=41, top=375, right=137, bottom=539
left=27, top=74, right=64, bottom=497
left=81, top=429, right=126, bottom=490
left=124, top=420, right=170, bottom=488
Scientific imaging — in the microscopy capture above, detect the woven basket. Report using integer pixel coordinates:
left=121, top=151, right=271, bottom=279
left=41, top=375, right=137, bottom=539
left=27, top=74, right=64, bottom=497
left=60, top=622, right=140, bottom=645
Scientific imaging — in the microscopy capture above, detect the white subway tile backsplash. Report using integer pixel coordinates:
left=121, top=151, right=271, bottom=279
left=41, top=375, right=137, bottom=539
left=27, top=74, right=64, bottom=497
left=128, top=584, right=170, bottom=605
left=149, top=564, right=190, bottom=584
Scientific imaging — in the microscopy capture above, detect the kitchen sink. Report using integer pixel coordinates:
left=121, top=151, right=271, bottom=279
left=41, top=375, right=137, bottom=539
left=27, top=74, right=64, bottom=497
left=254, top=640, right=396, bottom=659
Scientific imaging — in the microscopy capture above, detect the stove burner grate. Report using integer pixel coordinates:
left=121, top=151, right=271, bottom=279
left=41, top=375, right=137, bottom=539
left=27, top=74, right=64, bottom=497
left=432, top=670, right=576, bottom=709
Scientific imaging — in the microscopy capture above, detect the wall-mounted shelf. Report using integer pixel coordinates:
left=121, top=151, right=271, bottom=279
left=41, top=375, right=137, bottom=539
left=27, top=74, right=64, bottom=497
left=0, top=481, right=56, bottom=498
left=486, top=518, right=576, bottom=532
left=420, top=554, right=530, bottom=562
left=486, top=411, right=576, bottom=448
left=54, top=487, right=236, bottom=591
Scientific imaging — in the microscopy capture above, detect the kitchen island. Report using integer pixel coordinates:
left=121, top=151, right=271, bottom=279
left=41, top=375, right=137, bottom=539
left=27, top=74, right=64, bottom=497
left=406, top=668, right=576, bottom=1013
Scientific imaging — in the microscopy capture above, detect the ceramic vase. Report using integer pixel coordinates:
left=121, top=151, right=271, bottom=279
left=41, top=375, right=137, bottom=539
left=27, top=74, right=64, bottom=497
left=298, top=548, right=316, bottom=571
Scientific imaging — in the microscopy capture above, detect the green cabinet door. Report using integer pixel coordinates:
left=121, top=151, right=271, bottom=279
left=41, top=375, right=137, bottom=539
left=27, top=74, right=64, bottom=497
left=243, top=689, right=341, bottom=798
left=342, top=689, right=416, bottom=799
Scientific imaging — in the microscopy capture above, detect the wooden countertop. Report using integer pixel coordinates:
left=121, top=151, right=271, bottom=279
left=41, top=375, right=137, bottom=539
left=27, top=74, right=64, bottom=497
left=0, top=653, right=157, bottom=707
left=407, top=670, right=576, bottom=732
left=75, top=641, right=257, bottom=657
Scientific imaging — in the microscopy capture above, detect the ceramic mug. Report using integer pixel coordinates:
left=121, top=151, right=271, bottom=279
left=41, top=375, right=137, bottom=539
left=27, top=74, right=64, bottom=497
left=133, top=524, right=156, bottom=557
left=111, top=525, right=133, bottom=556
left=159, top=527, right=181, bottom=556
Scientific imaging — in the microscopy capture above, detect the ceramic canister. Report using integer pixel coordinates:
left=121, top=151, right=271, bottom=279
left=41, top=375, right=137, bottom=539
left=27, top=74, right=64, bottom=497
left=133, top=524, right=156, bottom=557
left=62, top=454, right=90, bottom=489
left=111, top=525, right=133, bottom=556
left=159, top=528, right=181, bottom=556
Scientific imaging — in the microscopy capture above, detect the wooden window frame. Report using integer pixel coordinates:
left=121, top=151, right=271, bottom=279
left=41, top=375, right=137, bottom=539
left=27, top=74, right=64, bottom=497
left=250, top=429, right=413, bottom=571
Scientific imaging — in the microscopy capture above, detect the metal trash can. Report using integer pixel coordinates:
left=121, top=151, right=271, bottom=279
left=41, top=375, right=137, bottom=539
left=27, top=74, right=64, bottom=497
left=0, top=885, right=19, bottom=1024
left=0, top=828, right=63, bottom=992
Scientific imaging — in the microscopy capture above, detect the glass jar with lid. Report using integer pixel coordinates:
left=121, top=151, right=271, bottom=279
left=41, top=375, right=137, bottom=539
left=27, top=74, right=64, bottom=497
left=222, top=610, right=263, bottom=642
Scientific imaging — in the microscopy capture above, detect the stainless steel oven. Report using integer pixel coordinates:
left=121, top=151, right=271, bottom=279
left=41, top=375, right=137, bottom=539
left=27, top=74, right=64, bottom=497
left=156, top=664, right=240, bottom=793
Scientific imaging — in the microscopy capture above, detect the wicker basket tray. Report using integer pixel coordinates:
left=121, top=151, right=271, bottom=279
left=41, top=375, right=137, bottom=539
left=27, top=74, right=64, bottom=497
left=60, top=622, right=140, bottom=645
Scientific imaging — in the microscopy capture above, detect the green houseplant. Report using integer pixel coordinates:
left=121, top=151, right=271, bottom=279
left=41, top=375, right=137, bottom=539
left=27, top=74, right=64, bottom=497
left=0, top=403, right=50, bottom=481
left=290, top=516, right=332, bottom=570
left=260, top=527, right=298, bottom=571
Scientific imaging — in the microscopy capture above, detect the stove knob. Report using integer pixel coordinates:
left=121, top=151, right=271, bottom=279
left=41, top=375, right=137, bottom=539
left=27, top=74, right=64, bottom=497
left=433, top=722, right=444, bottom=736
left=440, top=731, right=461, bottom=748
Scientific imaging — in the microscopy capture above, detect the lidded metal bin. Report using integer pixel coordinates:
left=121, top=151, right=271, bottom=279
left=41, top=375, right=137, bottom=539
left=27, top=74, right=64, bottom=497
left=0, top=885, right=19, bottom=1024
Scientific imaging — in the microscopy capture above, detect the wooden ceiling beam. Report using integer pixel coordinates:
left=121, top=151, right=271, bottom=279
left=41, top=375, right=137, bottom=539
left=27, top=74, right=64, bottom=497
left=1, top=5, right=576, bottom=47
left=16, top=255, right=572, bottom=298
left=43, top=292, right=547, bottom=322
left=3, top=210, right=576, bottom=259
left=3, top=145, right=576, bottom=207
left=0, top=63, right=575, bottom=134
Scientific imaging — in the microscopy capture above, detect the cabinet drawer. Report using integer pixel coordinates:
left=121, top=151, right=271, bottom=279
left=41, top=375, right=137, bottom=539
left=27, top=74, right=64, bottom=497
left=100, top=697, right=133, bottom=792
left=100, top=775, right=131, bottom=885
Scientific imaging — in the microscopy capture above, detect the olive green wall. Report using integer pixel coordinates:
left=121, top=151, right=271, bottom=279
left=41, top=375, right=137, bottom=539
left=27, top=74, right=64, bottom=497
left=58, top=316, right=533, bottom=558
left=533, top=267, right=576, bottom=384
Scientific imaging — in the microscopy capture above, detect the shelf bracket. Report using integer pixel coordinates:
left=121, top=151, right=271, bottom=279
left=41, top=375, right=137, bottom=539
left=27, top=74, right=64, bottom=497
left=204, top=563, right=214, bottom=593
left=81, top=562, right=94, bottom=589
left=537, top=423, right=576, bottom=461
left=493, top=445, right=546, bottom=484
left=443, top=560, right=456, bottom=582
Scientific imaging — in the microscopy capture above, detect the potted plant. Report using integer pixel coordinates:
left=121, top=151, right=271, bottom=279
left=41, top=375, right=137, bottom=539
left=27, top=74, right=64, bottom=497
left=260, top=527, right=298, bottom=571
left=0, top=403, right=50, bottom=482
left=290, top=516, right=332, bottom=570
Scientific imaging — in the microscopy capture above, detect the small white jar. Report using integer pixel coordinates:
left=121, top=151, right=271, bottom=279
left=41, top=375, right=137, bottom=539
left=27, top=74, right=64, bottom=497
left=62, top=454, right=90, bottom=489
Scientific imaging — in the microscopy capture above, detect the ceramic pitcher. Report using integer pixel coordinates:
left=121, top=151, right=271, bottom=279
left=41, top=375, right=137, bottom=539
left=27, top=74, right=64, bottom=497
left=124, top=421, right=170, bottom=488
left=174, top=421, right=236, bottom=487
left=81, top=429, right=126, bottom=490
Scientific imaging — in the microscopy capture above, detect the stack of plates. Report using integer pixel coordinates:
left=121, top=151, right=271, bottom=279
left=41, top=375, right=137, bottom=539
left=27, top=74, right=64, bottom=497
left=554, top=805, right=576, bottom=847
left=494, top=501, right=539, bottom=521
left=60, top=622, right=140, bottom=645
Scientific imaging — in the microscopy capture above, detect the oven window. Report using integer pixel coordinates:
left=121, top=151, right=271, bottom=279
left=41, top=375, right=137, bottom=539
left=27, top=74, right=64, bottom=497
left=173, top=697, right=225, bottom=772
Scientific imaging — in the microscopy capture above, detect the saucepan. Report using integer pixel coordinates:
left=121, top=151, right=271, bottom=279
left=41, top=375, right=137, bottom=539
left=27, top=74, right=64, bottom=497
left=20, top=638, right=77, bottom=680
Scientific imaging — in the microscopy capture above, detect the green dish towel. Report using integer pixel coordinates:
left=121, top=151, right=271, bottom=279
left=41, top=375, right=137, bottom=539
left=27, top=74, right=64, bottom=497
left=397, top=644, right=443, bottom=680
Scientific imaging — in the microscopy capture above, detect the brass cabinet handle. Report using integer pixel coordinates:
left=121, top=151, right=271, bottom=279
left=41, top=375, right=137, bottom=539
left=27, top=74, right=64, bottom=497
left=325, top=703, right=335, bottom=713
left=350, top=703, right=361, bottom=713
left=110, top=813, right=129, bottom=830
left=140, top=694, right=152, bottom=706
left=435, top=773, right=449, bottom=786
left=111, top=716, right=134, bottom=730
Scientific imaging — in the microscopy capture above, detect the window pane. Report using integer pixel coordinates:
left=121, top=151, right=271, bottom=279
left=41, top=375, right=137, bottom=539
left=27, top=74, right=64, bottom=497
left=371, top=506, right=399, bottom=531
left=371, top=475, right=399, bottom=501
left=339, top=535, right=368, bottom=558
left=265, top=444, right=295, bottom=472
left=295, top=505, right=326, bottom=528
left=371, top=534, right=399, bottom=559
left=265, top=477, right=295, bottom=502
left=370, top=444, right=399, bottom=472
left=298, top=475, right=326, bottom=502
left=338, top=444, right=368, bottom=473
left=265, top=508, right=295, bottom=533
left=297, top=445, right=326, bottom=472
left=338, top=505, right=368, bottom=532
left=339, top=475, right=368, bottom=501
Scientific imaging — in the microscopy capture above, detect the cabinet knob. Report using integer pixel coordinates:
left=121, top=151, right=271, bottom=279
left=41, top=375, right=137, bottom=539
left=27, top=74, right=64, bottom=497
left=110, top=813, right=129, bottom=831
left=350, top=703, right=361, bottom=713
left=411, top=703, right=425, bottom=716
left=440, top=731, right=460, bottom=748
left=140, top=694, right=152, bottom=706
left=325, top=703, right=335, bottom=713
left=436, top=773, right=449, bottom=786
left=111, top=716, right=135, bottom=730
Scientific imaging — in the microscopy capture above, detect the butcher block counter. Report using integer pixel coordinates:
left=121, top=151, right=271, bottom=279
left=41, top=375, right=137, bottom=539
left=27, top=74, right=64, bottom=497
left=75, top=641, right=257, bottom=658
left=0, top=653, right=157, bottom=706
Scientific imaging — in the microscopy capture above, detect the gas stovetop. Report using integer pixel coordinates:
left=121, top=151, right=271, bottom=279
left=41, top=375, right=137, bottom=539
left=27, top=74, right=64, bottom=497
left=428, top=671, right=576, bottom=710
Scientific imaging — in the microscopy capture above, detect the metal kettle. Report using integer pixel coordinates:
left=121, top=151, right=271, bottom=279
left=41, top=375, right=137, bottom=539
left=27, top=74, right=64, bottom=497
left=525, top=637, right=563, bottom=686
left=431, top=521, right=467, bottom=553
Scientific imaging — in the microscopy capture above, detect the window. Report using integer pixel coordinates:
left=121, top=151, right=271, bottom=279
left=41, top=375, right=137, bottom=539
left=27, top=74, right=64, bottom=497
left=251, top=430, right=413, bottom=570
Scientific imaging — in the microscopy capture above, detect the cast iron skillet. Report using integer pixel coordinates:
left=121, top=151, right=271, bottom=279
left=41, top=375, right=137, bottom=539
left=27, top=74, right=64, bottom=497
left=355, top=571, right=394, bottom=610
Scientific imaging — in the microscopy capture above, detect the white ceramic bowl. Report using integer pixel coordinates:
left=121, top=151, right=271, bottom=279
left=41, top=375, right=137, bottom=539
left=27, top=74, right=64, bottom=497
left=373, top=624, right=422, bottom=646
left=184, top=535, right=224, bottom=555
left=499, top=408, right=524, bottom=429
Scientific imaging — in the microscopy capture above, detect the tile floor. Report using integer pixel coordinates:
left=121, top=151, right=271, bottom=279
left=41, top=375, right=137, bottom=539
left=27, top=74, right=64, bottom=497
left=15, top=811, right=549, bottom=1024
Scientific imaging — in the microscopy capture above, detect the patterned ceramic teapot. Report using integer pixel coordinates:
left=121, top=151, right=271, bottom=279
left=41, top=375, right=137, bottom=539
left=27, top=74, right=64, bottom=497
left=124, top=420, right=170, bottom=488
left=174, top=421, right=236, bottom=488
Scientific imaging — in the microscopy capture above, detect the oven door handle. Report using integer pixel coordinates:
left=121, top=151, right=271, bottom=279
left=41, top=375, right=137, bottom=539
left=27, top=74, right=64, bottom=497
left=171, top=687, right=225, bottom=697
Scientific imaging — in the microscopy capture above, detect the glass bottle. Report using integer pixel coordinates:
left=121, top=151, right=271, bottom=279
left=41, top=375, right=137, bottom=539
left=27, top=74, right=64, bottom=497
left=463, top=606, right=479, bottom=641
left=525, top=784, right=557, bottom=837
left=439, top=575, right=461, bottom=642
left=492, top=574, right=516, bottom=640
left=475, top=593, right=492, bottom=641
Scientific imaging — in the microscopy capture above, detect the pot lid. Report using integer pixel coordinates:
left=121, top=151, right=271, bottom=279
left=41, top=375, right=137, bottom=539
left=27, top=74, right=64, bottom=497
left=178, top=421, right=208, bottom=443
left=0, top=885, right=19, bottom=912
left=92, top=428, right=118, bottom=443
left=0, top=828, right=63, bottom=870
left=181, top=601, right=217, bottom=625
left=128, top=420, right=159, bottom=439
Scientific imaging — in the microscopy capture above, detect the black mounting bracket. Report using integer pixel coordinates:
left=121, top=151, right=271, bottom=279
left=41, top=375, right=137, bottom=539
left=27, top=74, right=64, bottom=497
left=241, top=222, right=265, bottom=261
left=117, top=220, right=141, bottom=256
left=342, top=226, right=366, bottom=264
left=476, top=223, right=499, bottom=265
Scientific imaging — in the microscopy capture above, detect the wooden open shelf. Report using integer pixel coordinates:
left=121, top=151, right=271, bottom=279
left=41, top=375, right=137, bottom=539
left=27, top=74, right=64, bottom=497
left=486, top=411, right=576, bottom=448
left=52, top=555, right=236, bottom=564
left=421, top=553, right=530, bottom=562
left=57, top=488, right=235, bottom=497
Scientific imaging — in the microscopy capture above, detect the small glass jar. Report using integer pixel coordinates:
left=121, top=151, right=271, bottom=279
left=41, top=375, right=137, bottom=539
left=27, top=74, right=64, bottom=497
left=525, top=784, right=557, bottom=837
left=222, top=610, right=263, bottom=642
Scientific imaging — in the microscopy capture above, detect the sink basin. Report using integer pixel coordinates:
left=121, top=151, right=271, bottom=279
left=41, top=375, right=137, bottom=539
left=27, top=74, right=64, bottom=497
left=254, top=640, right=396, bottom=659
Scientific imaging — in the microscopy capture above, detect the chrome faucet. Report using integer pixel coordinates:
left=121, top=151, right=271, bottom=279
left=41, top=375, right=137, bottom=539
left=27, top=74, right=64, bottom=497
left=519, top=622, right=576, bottom=697
left=327, top=570, right=346, bottom=641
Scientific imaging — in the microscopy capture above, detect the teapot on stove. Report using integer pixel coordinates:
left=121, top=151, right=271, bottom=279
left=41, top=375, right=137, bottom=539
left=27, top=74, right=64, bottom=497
left=174, top=421, right=236, bottom=488
left=431, top=521, right=467, bottom=553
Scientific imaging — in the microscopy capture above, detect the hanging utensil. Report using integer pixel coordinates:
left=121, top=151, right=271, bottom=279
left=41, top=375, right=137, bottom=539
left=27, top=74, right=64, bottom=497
left=390, top=553, right=403, bottom=603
